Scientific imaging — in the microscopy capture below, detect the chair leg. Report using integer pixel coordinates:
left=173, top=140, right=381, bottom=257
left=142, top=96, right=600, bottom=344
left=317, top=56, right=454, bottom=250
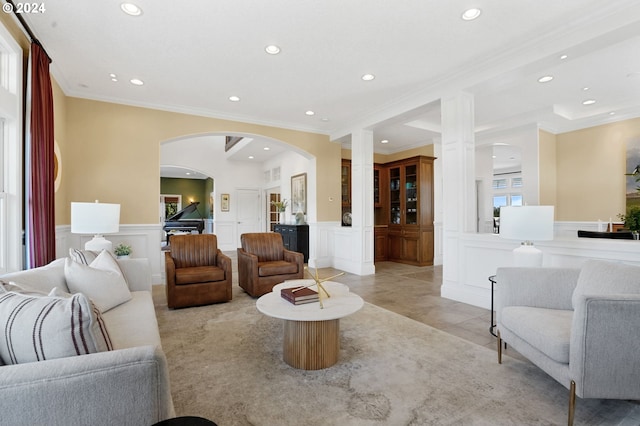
left=568, top=380, right=576, bottom=426
left=497, top=330, right=502, bottom=364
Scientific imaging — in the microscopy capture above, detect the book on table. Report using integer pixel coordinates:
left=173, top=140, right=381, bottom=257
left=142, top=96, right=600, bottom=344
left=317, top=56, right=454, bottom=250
left=281, top=286, right=319, bottom=305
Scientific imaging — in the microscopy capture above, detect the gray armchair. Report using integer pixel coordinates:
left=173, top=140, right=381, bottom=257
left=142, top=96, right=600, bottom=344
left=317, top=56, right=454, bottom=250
left=496, top=260, right=640, bottom=426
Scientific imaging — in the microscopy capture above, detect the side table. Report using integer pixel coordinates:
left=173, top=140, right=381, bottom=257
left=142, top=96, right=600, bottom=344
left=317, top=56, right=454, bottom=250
left=256, top=280, right=363, bottom=370
left=489, top=275, right=497, bottom=337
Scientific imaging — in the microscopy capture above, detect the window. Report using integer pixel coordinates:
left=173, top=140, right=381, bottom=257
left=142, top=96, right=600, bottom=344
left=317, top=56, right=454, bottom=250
left=0, top=22, right=23, bottom=273
left=493, top=195, right=508, bottom=208
left=512, top=177, right=523, bottom=188
left=492, top=178, right=507, bottom=189
left=511, top=194, right=523, bottom=206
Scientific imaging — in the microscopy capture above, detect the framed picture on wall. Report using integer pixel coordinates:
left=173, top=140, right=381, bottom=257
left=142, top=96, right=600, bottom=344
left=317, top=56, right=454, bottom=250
left=221, top=193, right=230, bottom=212
left=291, top=173, right=307, bottom=214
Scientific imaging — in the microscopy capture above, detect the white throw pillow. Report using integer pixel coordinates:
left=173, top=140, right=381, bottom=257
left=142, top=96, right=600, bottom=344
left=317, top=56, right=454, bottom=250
left=0, top=287, right=113, bottom=365
left=65, top=250, right=132, bottom=313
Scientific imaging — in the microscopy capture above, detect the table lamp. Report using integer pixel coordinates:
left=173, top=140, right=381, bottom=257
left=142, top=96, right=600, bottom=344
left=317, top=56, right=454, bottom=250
left=499, top=205, right=554, bottom=267
left=71, top=201, right=120, bottom=251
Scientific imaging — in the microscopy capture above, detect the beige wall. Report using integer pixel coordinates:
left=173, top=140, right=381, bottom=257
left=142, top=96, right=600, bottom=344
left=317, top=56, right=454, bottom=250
left=61, top=97, right=339, bottom=225
left=538, top=129, right=557, bottom=209
left=53, top=79, right=68, bottom=225
left=555, top=118, right=640, bottom=221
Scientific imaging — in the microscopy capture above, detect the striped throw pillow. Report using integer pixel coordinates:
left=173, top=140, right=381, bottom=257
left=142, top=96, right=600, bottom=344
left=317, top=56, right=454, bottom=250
left=68, top=248, right=99, bottom=265
left=0, top=286, right=113, bottom=365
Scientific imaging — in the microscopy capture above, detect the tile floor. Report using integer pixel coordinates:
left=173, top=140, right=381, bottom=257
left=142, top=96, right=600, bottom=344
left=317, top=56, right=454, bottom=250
left=313, top=261, right=500, bottom=353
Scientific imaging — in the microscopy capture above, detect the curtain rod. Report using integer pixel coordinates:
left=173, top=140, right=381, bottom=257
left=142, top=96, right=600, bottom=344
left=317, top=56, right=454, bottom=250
left=6, top=0, right=51, bottom=61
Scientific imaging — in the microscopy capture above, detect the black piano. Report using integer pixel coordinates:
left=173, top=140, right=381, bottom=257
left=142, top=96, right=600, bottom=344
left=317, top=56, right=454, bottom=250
left=163, top=201, right=205, bottom=243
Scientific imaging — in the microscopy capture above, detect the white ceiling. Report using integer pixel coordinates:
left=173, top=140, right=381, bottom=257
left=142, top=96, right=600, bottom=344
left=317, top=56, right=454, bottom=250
left=18, top=0, right=640, bottom=176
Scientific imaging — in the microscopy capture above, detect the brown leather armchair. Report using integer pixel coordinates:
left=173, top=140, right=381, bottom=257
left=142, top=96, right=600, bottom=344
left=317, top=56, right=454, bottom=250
left=237, top=232, right=304, bottom=297
left=165, top=234, right=232, bottom=308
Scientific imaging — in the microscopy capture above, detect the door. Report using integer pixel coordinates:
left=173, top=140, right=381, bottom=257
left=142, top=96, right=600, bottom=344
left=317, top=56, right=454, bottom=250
left=236, top=189, right=261, bottom=245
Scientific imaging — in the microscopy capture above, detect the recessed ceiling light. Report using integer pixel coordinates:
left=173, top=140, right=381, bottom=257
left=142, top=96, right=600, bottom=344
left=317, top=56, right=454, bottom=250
left=492, top=155, right=497, bottom=159
left=560, top=54, right=568, bottom=60
left=361, top=74, right=375, bottom=81
left=263, top=147, right=270, bottom=151
left=582, top=99, right=596, bottom=105
left=185, top=172, right=191, bottom=175
left=248, top=156, right=254, bottom=159
left=265, top=45, right=281, bottom=55
left=582, top=87, right=590, bottom=91
left=120, top=3, right=142, bottom=16
left=380, top=139, right=389, bottom=144
left=537, top=75, right=553, bottom=83
left=609, top=111, right=616, bottom=115
left=228, top=96, right=240, bottom=102
left=321, top=118, right=329, bottom=122
left=305, top=110, right=315, bottom=116
left=130, top=78, right=144, bottom=86
left=461, top=8, right=481, bottom=21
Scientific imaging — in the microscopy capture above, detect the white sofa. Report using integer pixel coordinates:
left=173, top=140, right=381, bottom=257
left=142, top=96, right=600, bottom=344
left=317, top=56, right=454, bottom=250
left=0, top=257, right=175, bottom=426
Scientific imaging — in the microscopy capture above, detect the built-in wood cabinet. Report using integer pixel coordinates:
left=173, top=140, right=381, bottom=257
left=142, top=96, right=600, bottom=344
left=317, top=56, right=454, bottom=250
left=374, top=226, right=388, bottom=261
left=386, top=156, right=435, bottom=266
left=342, top=155, right=435, bottom=266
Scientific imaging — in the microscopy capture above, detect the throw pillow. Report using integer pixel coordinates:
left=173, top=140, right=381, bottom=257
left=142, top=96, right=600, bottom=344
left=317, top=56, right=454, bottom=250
left=68, top=248, right=99, bottom=265
left=572, top=259, right=640, bottom=308
left=65, top=250, right=132, bottom=313
left=0, top=287, right=113, bottom=365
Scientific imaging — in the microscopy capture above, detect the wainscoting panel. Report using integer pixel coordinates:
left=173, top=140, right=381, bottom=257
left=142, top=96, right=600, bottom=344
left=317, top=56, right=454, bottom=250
left=214, top=221, right=236, bottom=252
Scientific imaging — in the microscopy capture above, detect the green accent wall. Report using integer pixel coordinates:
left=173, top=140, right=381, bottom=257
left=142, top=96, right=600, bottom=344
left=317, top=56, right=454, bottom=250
left=161, top=177, right=214, bottom=219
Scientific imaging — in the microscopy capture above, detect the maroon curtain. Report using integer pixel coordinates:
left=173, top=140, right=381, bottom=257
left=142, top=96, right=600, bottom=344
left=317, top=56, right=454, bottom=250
left=27, top=42, right=55, bottom=268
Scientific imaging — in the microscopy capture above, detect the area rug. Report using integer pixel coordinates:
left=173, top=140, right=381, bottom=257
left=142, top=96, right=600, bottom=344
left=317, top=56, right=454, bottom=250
left=154, top=287, right=639, bottom=425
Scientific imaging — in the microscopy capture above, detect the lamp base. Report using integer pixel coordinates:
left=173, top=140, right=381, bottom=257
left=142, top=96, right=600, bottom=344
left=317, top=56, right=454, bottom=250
left=513, top=242, right=543, bottom=267
left=84, top=235, right=113, bottom=252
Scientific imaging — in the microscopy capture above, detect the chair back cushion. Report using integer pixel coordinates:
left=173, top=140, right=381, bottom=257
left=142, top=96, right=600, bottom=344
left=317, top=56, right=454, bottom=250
left=170, top=234, right=218, bottom=268
left=572, top=259, right=640, bottom=308
left=241, top=233, right=285, bottom=262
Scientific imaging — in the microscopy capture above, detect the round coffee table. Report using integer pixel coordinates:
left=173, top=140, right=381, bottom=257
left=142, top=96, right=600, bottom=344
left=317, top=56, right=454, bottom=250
left=256, top=280, right=363, bottom=370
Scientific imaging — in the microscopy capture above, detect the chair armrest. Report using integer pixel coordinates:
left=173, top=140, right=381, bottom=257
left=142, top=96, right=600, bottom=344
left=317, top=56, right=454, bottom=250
left=217, top=249, right=232, bottom=277
left=283, top=249, right=304, bottom=269
left=237, top=248, right=258, bottom=283
left=0, top=345, right=175, bottom=426
left=164, top=252, right=176, bottom=288
left=496, top=267, right=579, bottom=314
left=570, top=294, right=640, bottom=399
left=117, top=258, right=152, bottom=292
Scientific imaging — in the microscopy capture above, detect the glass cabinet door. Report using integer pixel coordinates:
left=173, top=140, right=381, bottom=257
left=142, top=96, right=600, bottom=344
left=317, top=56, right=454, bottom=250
left=373, top=168, right=380, bottom=205
left=341, top=162, right=350, bottom=206
left=404, top=164, right=417, bottom=225
left=389, top=167, right=401, bottom=224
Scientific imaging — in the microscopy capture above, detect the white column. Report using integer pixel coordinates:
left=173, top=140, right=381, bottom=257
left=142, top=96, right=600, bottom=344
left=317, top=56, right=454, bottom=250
left=349, top=129, right=375, bottom=275
left=440, top=92, right=477, bottom=301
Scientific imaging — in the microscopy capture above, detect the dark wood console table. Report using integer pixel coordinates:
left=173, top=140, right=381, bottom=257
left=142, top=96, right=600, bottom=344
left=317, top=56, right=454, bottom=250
left=273, top=224, right=309, bottom=262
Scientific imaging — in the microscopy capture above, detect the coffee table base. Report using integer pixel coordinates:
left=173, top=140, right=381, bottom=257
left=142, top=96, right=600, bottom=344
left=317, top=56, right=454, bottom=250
left=283, top=319, right=339, bottom=370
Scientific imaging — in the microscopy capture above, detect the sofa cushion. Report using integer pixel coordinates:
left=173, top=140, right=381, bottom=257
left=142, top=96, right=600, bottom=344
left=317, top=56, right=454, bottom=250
left=101, top=291, right=162, bottom=349
left=65, top=251, right=132, bottom=312
left=0, top=286, right=113, bottom=364
left=175, top=265, right=225, bottom=285
left=500, top=306, right=573, bottom=364
left=258, top=260, right=298, bottom=277
left=572, top=260, right=640, bottom=309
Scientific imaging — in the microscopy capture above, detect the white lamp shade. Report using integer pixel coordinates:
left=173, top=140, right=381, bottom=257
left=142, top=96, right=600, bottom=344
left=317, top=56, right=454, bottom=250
left=71, top=202, right=120, bottom=234
left=499, top=206, right=554, bottom=242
